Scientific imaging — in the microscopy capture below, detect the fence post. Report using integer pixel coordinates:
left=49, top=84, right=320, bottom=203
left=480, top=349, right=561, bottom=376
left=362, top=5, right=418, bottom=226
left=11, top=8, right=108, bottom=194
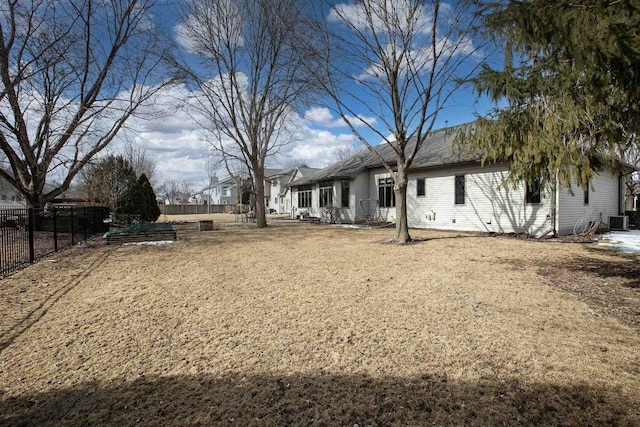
left=70, top=207, right=75, bottom=246
left=83, top=206, right=87, bottom=241
left=28, top=208, right=35, bottom=263
left=53, top=208, right=58, bottom=252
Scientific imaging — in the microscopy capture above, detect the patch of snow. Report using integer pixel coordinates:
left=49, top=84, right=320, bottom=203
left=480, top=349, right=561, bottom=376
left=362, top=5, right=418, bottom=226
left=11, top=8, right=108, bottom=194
left=335, top=224, right=372, bottom=229
left=124, top=240, right=178, bottom=246
left=597, top=230, right=640, bottom=254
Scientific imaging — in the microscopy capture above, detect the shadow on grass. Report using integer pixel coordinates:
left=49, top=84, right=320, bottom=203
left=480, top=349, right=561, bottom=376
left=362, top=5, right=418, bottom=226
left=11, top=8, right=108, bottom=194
left=1, top=373, right=636, bottom=426
left=561, top=251, right=640, bottom=289
left=0, top=248, right=114, bottom=354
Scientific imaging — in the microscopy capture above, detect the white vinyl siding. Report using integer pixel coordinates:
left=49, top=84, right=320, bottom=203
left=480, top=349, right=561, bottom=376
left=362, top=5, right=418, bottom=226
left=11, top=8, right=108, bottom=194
left=351, top=171, right=371, bottom=222
left=407, top=164, right=553, bottom=235
left=557, top=171, right=620, bottom=234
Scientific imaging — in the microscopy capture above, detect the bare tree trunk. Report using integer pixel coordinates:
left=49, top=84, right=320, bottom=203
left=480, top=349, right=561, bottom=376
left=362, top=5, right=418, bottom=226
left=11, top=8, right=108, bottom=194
left=394, top=167, right=411, bottom=243
left=253, top=167, right=267, bottom=228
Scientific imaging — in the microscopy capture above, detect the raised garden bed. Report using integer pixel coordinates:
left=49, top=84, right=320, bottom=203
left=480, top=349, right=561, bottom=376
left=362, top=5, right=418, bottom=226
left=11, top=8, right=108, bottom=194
left=105, top=230, right=176, bottom=245
left=104, top=221, right=176, bottom=245
left=300, top=216, right=322, bottom=224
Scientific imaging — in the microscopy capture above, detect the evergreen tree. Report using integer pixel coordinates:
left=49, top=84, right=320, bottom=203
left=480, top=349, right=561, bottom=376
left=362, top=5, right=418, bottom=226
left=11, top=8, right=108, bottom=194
left=119, top=174, right=161, bottom=222
left=139, top=174, right=161, bottom=222
left=464, top=1, right=640, bottom=190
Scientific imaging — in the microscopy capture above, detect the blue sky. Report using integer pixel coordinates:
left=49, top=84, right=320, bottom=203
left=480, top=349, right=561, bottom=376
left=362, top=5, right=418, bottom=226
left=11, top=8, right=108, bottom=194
left=113, top=1, right=497, bottom=189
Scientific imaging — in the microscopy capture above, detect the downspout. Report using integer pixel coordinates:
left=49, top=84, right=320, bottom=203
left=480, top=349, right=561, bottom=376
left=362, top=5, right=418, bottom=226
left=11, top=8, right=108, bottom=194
left=552, top=172, right=559, bottom=236
left=290, top=185, right=295, bottom=219
left=618, top=172, right=623, bottom=215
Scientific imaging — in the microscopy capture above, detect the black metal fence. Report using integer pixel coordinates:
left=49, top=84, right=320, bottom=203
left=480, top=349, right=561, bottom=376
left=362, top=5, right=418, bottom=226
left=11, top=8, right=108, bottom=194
left=0, top=206, right=110, bottom=277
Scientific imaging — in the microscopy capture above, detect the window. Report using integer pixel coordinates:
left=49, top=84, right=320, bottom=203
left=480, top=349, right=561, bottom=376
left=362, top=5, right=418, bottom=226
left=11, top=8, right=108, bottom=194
left=526, top=179, right=541, bottom=204
left=341, top=179, right=350, bottom=208
left=319, top=180, right=333, bottom=207
left=416, top=178, right=425, bottom=197
left=378, top=178, right=395, bottom=207
left=583, top=186, right=589, bottom=205
left=454, top=175, right=465, bottom=205
left=298, top=184, right=312, bottom=208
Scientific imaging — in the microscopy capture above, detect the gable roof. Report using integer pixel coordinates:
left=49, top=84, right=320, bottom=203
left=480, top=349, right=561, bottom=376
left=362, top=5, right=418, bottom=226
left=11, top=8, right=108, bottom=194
left=289, top=125, right=480, bottom=187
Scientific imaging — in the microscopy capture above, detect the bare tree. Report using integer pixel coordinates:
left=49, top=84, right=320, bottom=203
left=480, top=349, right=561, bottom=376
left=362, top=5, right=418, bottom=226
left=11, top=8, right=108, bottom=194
left=316, top=0, right=484, bottom=242
left=177, top=0, right=320, bottom=227
left=0, top=0, right=175, bottom=209
left=333, top=145, right=359, bottom=161
left=216, top=149, right=252, bottom=210
left=122, top=140, right=158, bottom=187
left=81, top=154, right=136, bottom=212
left=158, top=178, right=193, bottom=205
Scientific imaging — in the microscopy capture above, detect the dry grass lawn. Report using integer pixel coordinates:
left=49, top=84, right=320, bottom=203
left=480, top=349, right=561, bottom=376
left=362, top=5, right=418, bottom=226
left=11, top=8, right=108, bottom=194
left=1, top=216, right=639, bottom=426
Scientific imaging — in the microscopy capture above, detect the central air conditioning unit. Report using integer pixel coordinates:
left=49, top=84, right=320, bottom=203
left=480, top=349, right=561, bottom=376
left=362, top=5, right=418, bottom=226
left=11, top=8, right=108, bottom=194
left=609, top=215, right=629, bottom=231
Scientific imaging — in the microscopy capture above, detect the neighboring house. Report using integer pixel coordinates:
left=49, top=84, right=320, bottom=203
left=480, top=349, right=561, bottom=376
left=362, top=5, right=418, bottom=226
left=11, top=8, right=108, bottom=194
left=0, top=175, right=98, bottom=209
left=289, top=127, right=631, bottom=236
left=0, top=175, right=27, bottom=208
left=195, top=167, right=321, bottom=213
left=200, top=176, right=238, bottom=206
left=265, top=165, right=320, bottom=214
left=262, top=168, right=281, bottom=212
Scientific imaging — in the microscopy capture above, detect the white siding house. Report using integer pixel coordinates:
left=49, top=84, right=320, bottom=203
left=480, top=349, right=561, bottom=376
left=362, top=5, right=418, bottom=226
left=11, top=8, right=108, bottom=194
left=267, top=166, right=320, bottom=215
left=556, top=171, right=623, bottom=235
left=289, top=128, right=629, bottom=236
left=0, top=176, right=26, bottom=208
left=206, top=177, right=238, bottom=205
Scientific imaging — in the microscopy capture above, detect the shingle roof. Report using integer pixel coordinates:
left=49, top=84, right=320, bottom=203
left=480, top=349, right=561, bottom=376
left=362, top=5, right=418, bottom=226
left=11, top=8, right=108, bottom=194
left=263, top=168, right=282, bottom=178
left=289, top=125, right=480, bottom=186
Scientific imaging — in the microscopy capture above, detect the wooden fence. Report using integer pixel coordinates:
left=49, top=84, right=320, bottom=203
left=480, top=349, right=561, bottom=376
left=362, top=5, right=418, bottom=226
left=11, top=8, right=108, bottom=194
left=158, top=204, right=231, bottom=215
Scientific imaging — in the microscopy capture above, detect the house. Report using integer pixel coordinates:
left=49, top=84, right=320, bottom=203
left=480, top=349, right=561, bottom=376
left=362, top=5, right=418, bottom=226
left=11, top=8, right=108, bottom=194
left=264, top=165, right=320, bottom=214
left=625, top=178, right=639, bottom=212
left=201, top=176, right=239, bottom=206
left=288, top=127, right=631, bottom=236
left=0, top=175, right=27, bottom=208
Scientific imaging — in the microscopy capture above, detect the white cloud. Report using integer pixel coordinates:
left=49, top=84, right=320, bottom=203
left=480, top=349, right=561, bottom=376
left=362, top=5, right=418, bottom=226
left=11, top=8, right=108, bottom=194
left=304, top=107, right=335, bottom=126
left=330, top=1, right=481, bottom=83
left=108, top=84, right=213, bottom=185
left=304, top=107, right=376, bottom=129
left=278, top=128, right=359, bottom=169
left=108, top=85, right=364, bottom=188
left=329, top=0, right=434, bottom=35
left=175, top=0, right=244, bottom=56
left=355, top=35, right=480, bottom=82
